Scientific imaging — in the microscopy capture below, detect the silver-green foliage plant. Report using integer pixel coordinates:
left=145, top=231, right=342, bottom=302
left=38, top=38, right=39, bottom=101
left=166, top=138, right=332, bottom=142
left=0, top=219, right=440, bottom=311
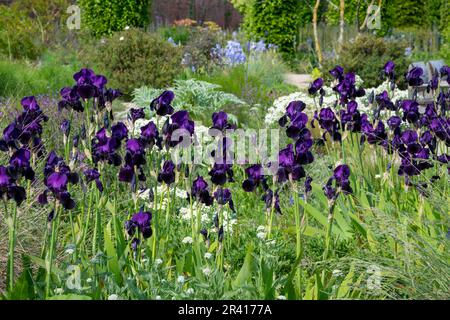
left=133, top=79, right=246, bottom=124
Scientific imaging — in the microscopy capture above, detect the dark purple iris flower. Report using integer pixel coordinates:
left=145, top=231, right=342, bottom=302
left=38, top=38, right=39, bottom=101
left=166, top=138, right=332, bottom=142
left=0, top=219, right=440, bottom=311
left=304, top=176, right=313, bottom=194
left=163, top=111, right=195, bottom=148
left=261, top=189, right=281, bottom=214
left=428, top=74, right=439, bottom=92
left=84, top=168, right=103, bottom=192
left=406, top=67, right=424, bottom=87
left=323, top=164, right=352, bottom=200
left=150, top=90, right=175, bottom=116
left=214, top=188, right=235, bottom=212
left=242, top=164, right=267, bottom=192
left=42, top=170, right=76, bottom=210
left=124, top=139, right=146, bottom=167
left=0, top=166, right=26, bottom=205
left=111, top=122, right=129, bottom=142
left=313, top=107, right=341, bottom=141
left=209, top=163, right=234, bottom=186
left=129, top=108, right=145, bottom=123
left=440, top=65, right=450, bottom=85
left=9, top=148, right=35, bottom=180
left=340, top=101, right=362, bottom=132
left=329, top=65, right=344, bottom=80
left=277, top=144, right=305, bottom=182
left=211, top=111, right=236, bottom=132
left=21, top=96, right=40, bottom=112
left=140, top=121, right=159, bottom=148
left=387, top=116, right=402, bottom=131
left=383, top=61, right=395, bottom=79
left=190, top=176, right=214, bottom=206
left=308, top=78, right=324, bottom=95
left=333, top=72, right=365, bottom=103
left=376, top=91, right=395, bottom=111
left=92, top=128, right=122, bottom=166
left=401, top=100, right=420, bottom=124
left=58, top=86, right=84, bottom=112
left=60, top=119, right=71, bottom=137
left=158, top=160, right=176, bottom=185
left=279, top=101, right=306, bottom=127
left=125, top=210, right=153, bottom=239
left=429, top=117, right=450, bottom=144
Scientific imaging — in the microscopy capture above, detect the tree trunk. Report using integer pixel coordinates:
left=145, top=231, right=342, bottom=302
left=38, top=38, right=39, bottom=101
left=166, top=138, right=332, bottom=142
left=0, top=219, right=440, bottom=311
left=313, top=0, right=323, bottom=66
left=338, top=0, right=345, bottom=52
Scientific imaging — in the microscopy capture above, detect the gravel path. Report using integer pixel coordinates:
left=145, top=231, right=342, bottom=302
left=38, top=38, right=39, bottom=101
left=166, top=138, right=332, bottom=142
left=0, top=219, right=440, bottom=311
left=284, top=73, right=312, bottom=90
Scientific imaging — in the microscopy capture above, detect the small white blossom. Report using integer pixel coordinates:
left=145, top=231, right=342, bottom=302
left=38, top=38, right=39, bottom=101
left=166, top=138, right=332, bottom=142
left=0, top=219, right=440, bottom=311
left=119, top=36, right=124, bottom=41
left=55, top=288, right=64, bottom=295
left=155, top=295, right=161, bottom=300
left=186, top=288, right=194, bottom=295
left=202, top=267, right=212, bottom=276
left=124, top=26, right=130, bottom=30
left=182, top=236, right=193, bottom=244
left=277, top=295, right=287, bottom=300
left=108, top=294, right=120, bottom=300
left=155, top=258, right=163, bottom=266
left=177, top=275, right=185, bottom=284
left=257, top=232, right=267, bottom=240
left=257, top=225, right=266, bottom=232
left=86, top=278, right=92, bottom=283
left=204, top=252, right=213, bottom=260
left=332, top=269, right=343, bottom=277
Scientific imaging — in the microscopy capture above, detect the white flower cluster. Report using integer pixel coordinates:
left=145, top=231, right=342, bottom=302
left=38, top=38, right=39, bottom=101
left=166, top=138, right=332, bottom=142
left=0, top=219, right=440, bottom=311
left=265, top=80, right=408, bottom=126
left=179, top=204, right=211, bottom=223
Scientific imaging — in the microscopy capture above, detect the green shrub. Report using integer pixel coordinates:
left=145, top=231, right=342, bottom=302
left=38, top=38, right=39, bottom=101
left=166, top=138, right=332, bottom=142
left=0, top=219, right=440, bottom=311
left=181, top=27, right=223, bottom=73
left=0, top=53, right=80, bottom=97
left=327, top=34, right=410, bottom=89
left=79, top=0, right=151, bottom=36
left=242, top=0, right=301, bottom=55
left=81, top=29, right=182, bottom=95
left=0, top=5, right=43, bottom=60
left=158, top=26, right=192, bottom=45
left=440, top=25, right=450, bottom=64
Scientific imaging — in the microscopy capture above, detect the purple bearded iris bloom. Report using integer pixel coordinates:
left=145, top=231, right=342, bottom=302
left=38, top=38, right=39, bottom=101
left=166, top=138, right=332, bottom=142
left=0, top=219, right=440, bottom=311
left=339, top=101, right=362, bottom=132
left=209, top=163, right=234, bottom=186
left=163, top=110, right=195, bottom=148
left=43, top=172, right=76, bottom=209
left=92, top=128, right=122, bottom=166
left=60, top=119, right=71, bottom=137
left=129, top=108, right=145, bottom=123
left=313, top=107, right=341, bottom=142
left=277, top=144, right=305, bottom=183
left=329, top=65, right=344, bottom=81
left=387, top=116, right=402, bottom=131
left=119, top=139, right=146, bottom=186
left=304, top=176, right=313, bottom=194
left=111, top=122, right=129, bottom=142
left=158, top=160, right=176, bottom=185
left=261, top=189, right=281, bottom=214
left=375, top=91, right=395, bottom=111
left=279, top=100, right=306, bottom=127
left=406, top=67, right=424, bottom=87
left=84, top=168, right=103, bottom=192
left=214, top=188, right=235, bottom=212
left=323, top=164, right=352, bottom=201
left=242, top=164, right=267, bottom=192
left=383, top=61, right=395, bottom=80
left=125, top=210, right=153, bottom=239
left=9, top=148, right=35, bottom=180
left=429, top=118, right=450, bottom=144
left=58, top=86, right=84, bottom=112
left=440, top=65, right=450, bottom=85
left=308, top=78, right=324, bottom=95
left=333, top=72, right=365, bottom=104
left=0, top=166, right=26, bottom=205
left=150, top=90, right=175, bottom=116
left=189, top=176, right=214, bottom=206
left=210, top=111, right=236, bottom=132
left=401, top=100, right=420, bottom=124
left=139, top=121, right=159, bottom=149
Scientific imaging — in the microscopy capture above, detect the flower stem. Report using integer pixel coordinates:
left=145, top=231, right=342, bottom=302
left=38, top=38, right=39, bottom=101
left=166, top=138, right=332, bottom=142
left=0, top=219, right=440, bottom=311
left=6, top=201, right=17, bottom=293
